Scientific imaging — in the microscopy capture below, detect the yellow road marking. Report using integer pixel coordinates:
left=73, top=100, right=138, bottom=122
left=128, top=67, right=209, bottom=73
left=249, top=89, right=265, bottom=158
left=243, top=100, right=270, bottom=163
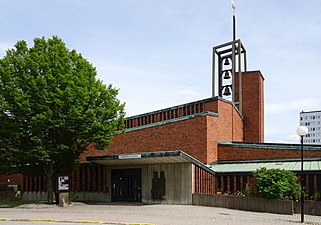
left=78, top=220, right=105, bottom=224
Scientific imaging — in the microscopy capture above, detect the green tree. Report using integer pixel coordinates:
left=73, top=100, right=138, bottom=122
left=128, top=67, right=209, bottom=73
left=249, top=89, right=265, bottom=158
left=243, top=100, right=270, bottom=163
left=253, top=168, right=300, bottom=200
left=0, top=36, right=125, bottom=202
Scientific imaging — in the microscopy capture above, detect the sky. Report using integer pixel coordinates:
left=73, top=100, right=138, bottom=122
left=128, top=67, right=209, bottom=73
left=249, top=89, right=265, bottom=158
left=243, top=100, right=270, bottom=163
left=1, top=0, right=321, bottom=144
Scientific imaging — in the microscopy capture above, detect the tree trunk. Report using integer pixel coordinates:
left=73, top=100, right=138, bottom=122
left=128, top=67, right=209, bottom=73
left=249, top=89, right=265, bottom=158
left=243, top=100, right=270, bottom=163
left=46, top=161, right=54, bottom=203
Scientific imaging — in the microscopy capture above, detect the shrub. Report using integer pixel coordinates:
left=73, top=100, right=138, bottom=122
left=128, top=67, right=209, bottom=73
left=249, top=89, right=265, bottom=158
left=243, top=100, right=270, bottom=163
left=253, top=168, right=300, bottom=200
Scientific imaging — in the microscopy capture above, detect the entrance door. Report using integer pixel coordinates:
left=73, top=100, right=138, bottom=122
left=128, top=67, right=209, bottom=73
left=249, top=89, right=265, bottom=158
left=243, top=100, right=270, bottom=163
left=111, top=168, right=141, bottom=202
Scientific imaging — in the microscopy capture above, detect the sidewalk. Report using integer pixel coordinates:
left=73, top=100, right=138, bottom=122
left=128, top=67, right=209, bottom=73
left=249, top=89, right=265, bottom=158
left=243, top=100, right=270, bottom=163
left=0, top=202, right=320, bottom=225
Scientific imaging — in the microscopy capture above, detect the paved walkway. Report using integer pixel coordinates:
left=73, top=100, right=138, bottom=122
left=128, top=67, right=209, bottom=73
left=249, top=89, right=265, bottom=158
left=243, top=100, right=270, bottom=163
left=0, top=203, right=320, bottom=225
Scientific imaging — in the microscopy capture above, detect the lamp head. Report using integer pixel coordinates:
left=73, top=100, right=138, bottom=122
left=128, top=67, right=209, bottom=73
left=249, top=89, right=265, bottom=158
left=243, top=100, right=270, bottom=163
left=296, top=126, right=308, bottom=137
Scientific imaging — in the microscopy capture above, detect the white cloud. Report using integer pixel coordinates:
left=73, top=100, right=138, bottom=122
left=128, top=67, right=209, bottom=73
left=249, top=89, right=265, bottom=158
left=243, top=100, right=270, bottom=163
left=172, top=86, right=202, bottom=98
left=265, top=98, right=321, bottom=115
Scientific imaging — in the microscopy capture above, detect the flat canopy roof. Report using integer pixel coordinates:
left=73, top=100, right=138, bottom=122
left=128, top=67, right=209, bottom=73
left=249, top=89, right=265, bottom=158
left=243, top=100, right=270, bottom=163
left=86, top=150, right=215, bottom=175
left=87, top=150, right=321, bottom=175
left=209, top=158, right=321, bottom=174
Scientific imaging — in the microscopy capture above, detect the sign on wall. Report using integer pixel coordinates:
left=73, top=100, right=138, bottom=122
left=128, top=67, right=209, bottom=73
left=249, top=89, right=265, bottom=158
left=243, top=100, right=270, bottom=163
left=58, top=176, right=69, bottom=191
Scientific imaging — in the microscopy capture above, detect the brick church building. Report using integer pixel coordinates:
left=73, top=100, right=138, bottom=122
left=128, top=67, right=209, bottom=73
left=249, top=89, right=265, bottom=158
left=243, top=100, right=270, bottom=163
left=2, top=40, right=321, bottom=204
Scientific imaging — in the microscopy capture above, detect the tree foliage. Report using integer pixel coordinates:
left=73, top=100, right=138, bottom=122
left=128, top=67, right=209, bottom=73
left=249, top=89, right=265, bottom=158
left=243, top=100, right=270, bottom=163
left=253, top=168, right=300, bottom=200
left=0, top=36, right=125, bottom=201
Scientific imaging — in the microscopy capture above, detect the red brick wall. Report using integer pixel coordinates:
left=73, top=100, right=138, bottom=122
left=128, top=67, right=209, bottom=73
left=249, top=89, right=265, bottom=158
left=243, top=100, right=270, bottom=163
left=105, top=115, right=209, bottom=163
left=81, top=143, right=107, bottom=162
left=0, top=174, right=23, bottom=185
left=242, top=71, right=264, bottom=143
left=218, top=144, right=321, bottom=161
left=81, top=98, right=245, bottom=164
left=207, top=100, right=243, bottom=163
left=85, top=98, right=244, bottom=164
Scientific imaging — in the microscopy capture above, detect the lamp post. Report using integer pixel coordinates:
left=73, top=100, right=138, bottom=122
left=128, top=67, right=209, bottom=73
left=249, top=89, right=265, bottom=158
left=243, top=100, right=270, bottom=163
left=296, top=125, right=308, bottom=223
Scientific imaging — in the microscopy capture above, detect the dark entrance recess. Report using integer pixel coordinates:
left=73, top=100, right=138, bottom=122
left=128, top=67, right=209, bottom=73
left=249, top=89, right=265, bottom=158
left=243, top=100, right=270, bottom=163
left=111, top=168, right=141, bottom=202
left=151, top=171, right=166, bottom=200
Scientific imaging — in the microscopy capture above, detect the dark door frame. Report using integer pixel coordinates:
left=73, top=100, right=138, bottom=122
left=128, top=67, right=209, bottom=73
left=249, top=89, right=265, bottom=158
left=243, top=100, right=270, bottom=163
left=111, top=168, right=142, bottom=202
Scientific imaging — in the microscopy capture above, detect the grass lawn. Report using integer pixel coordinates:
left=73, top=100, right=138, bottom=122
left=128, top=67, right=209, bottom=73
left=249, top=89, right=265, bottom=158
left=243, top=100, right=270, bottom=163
left=0, top=200, right=47, bottom=207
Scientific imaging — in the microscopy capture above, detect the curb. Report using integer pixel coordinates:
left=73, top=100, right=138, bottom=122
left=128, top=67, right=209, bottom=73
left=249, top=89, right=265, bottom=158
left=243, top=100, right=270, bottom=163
left=0, top=218, right=155, bottom=225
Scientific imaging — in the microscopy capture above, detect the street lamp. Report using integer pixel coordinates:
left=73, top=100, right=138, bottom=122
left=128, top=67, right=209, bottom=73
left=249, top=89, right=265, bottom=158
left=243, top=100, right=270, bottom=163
left=296, top=125, right=308, bottom=223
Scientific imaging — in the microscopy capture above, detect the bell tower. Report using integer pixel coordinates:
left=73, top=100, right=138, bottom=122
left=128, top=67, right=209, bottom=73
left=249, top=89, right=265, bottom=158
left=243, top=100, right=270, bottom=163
left=212, top=0, right=247, bottom=114
left=211, top=0, right=264, bottom=143
left=212, top=40, right=247, bottom=114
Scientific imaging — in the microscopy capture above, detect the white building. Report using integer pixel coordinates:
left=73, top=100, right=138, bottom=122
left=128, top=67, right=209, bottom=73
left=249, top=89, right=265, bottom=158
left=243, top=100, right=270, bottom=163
left=300, top=110, right=321, bottom=144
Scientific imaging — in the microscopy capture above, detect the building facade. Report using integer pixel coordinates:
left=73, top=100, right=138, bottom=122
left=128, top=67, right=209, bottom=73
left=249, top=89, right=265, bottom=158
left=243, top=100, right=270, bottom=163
left=2, top=40, right=321, bottom=204
left=300, top=110, right=321, bottom=144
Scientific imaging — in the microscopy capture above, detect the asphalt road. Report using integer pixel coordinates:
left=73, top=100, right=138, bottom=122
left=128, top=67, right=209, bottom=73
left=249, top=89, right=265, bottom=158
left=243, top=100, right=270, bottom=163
left=0, top=202, right=320, bottom=225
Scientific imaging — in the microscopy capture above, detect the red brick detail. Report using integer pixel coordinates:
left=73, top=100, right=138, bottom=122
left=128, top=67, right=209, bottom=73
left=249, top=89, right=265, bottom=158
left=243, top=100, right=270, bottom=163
left=218, top=145, right=321, bottom=161
left=97, top=166, right=102, bottom=192
left=81, top=98, right=245, bottom=164
left=207, top=100, right=243, bottom=163
left=241, top=71, right=264, bottom=143
left=194, top=166, right=216, bottom=194
left=106, top=115, right=209, bottom=163
left=80, top=142, right=107, bottom=163
left=0, top=174, right=23, bottom=186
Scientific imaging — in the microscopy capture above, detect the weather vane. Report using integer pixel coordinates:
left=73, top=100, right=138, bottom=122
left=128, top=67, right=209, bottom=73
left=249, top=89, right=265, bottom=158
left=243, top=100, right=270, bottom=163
left=231, top=0, right=236, bottom=41
left=231, top=0, right=236, bottom=15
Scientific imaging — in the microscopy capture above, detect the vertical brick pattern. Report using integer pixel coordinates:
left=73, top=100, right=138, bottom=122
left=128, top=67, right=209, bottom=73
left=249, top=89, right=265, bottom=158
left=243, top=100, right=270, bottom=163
left=193, top=166, right=216, bottom=194
left=71, top=164, right=106, bottom=192
left=124, top=100, right=206, bottom=129
left=241, top=71, right=264, bottom=143
left=218, top=144, right=321, bottom=161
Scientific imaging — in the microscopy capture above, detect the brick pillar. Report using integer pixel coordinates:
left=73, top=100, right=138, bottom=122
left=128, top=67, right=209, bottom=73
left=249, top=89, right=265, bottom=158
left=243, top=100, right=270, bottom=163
left=314, top=174, right=317, bottom=198
left=87, top=167, right=92, bottom=192
left=240, top=71, right=265, bottom=143
left=35, top=176, right=38, bottom=192
left=42, top=176, right=46, bottom=192
left=23, top=175, right=27, bottom=192
left=102, top=166, right=107, bottom=192
left=227, top=176, right=231, bottom=193
left=92, top=166, right=97, bottom=192
left=213, top=174, right=216, bottom=194
left=72, top=169, right=78, bottom=192
left=81, top=167, right=86, bottom=191
left=97, top=165, right=102, bottom=192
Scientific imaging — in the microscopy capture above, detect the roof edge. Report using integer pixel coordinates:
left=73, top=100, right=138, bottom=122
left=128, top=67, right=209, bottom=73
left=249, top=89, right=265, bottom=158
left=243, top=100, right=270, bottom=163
left=218, top=141, right=321, bottom=151
left=87, top=150, right=215, bottom=175
left=121, top=111, right=218, bottom=133
left=210, top=157, right=321, bottom=165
